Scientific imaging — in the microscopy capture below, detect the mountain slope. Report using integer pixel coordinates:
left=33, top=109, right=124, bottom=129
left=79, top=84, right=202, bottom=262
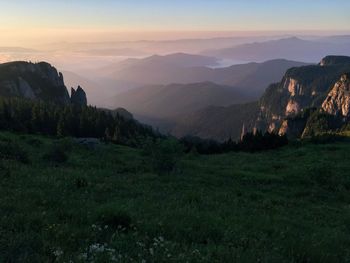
left=172, top=102, right=259, bottom=141
left=203, top=37, right=350, bottom=62
left=111, top=82, right=252, bottom=120
left=169, top=56, right=350, bottom=141
left=97, top=53, right=219, bottom=77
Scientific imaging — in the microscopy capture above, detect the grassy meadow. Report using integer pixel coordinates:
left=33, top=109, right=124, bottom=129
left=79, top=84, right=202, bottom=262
left=1, top=132, right=350, bottom=262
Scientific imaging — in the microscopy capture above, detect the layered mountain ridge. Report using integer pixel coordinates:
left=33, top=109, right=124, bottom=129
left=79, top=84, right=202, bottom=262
left=173, top=56, right=350, bottom=141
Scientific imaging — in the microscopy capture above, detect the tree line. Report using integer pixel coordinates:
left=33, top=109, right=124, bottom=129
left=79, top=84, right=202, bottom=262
left=180, top=131, right=288, bottom=154
left=0, top=97, right=156, bottom=145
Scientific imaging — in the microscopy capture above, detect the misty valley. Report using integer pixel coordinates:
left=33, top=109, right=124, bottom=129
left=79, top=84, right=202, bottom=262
left=1, top=1, right=350, bottom=262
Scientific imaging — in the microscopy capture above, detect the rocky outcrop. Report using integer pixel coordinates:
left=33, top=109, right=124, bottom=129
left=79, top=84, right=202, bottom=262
left=257, top=56, right=350, bottom=135
left=71, top=86, right=87, bottom=106
left=0, top=61, right=70, bottom=104
left=285, top=78, right=303, bottom=97
left=322, top=74, right=350, bottom=117
left=18, top=77, right=36, bottom=99
left=285, top=99, right=300, bottom=116
left=319, top=56, right=350, bottom=66
left=277, top=73, right=350, bottom=138
left=278, top=118, right=308, bottom=139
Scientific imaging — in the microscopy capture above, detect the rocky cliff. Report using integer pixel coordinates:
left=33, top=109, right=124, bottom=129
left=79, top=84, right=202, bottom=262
left=257, top=56, right=350, bottom=136
left=0, top=61, right=70, bottom=104
left=277, top=73, right=350, bottom=138
left=322, top=73, right=350, bottom=118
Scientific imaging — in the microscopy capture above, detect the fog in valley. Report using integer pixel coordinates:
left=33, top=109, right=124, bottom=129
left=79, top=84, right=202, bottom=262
left=1, top=31, right=350, bottom=137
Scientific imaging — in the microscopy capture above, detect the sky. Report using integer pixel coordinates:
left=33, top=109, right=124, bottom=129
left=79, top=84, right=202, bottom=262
left=0, top=0, right=349, bottom=45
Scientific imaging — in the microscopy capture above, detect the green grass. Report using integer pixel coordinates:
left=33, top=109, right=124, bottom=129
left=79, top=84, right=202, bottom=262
left=1, top=132, right=350, bottom=262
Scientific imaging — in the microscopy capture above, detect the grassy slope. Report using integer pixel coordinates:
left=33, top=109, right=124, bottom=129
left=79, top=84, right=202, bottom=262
left=1, top=132, right=350, bottom=262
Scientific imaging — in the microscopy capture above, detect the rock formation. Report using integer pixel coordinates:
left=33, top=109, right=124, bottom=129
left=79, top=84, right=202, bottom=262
left=257, top=56, right=350, bottom=135
left=322, top=74, right=350, bottom=117
left=71, top=86, right=87, bottom=106
left=0, top=61, right=70, bottom=104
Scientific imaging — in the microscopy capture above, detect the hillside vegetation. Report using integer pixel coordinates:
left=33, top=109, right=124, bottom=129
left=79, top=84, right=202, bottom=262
left=1, top=132, right=350, bottom=262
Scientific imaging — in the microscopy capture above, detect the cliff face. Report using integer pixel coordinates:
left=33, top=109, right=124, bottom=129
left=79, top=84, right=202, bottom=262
left=257, top=56, right=350, bottom=136
left=322, top=74, right=350, bottom=117
left=278, top=73, right=350, bottom=138
left=0, top=61, right=70, bottom=104
left=278, top=118, right=308, bottom=139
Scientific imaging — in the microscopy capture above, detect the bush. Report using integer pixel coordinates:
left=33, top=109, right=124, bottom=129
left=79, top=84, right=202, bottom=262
left=180, top=132, right=288, bottom=155
left=57, top=138, right=74, bottom=152
left=97, top=208, right=132, bottom=230
left=237, top=131, right=288, bottom=152
left=74, top=177, right=88, bottom=188
left=308, top=133, right=344, bottom=144
left=25, top=138, right=42, bottom=147
left=43, top=144, right=68, bottom=164
left=143, top=138, right=184, bottom=174
left=0, top=161, right=10, bottom=177
left=0, top=140, right=30, bottom=164
left=180, top=136, right=223, bottom=154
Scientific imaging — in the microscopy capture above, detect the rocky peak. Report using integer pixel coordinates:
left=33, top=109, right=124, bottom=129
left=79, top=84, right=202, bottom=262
left=0, top=61, right=70, bottom=104
left=71, top=86, right=87, bottom=106
left=321, top=73, right=350, bottom=117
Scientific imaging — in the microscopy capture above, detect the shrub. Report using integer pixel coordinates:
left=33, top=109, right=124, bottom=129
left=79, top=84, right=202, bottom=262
left=180, top=136, right=223, bottom=154
left=74, top=177, right=88, bottom=188
left=43, top=144, right=68, bottom=164
left=180, top=131, right=288, bottom=154
left=57, top=137, right=74, bottom=152
left=97, top=207, right=132, bottom=230
left=0, top=141, right=30, bottom=164
left=237, top=131, right=288, bottom=152
left=143, top=138, right=184, bottom=174
left=0, top=161, right=10, bottom=177
left=308, top=133, right=344, bottom=144
left=25, top=138, right=42, bottom=147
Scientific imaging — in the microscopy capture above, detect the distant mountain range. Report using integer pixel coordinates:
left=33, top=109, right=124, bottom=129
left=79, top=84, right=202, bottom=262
left=40, top=35, right=283, bottom=55
left=172, top=56, right=350, bottom=141
left=105, top=54, right=307, bottom=101
left=111, top=82, right=252, bottom=121
left=109, top=57, right=308, bottom=126
left=2, top=56, right=350, bottom=142
left=96, top=53, right=219, bottom=78
left=202, top=37, right=350, bottom=62
left=0, top=47, right=38, bottom=53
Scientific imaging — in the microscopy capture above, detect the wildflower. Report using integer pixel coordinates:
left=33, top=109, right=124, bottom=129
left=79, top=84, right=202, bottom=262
left=53, top=248, right=63, bottom=257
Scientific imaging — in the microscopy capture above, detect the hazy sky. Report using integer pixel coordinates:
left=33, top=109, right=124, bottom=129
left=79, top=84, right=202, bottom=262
left=0, top=0, right=349, bottom=45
